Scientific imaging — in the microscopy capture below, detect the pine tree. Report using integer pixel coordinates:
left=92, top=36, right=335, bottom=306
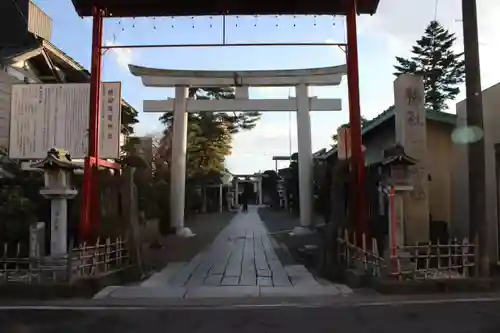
left=394, top=20, right=465, bottom=112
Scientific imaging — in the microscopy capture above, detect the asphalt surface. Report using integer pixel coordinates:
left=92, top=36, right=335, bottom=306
left=2, top=296, right=500, bottom=333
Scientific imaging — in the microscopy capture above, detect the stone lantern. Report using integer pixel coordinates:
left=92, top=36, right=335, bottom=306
left=31, top=148, right=82, bottom=256
left=378, top=144, right=417, bottom=252
left=379, top=144, right=417, bottom=189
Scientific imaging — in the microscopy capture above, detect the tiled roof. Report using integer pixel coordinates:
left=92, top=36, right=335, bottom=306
left=318, top=107, right=457, bottom=160
left=0, top=33, right=137, bottom=115
left=360, top=106, right=456, bottom=136
left=0, top=39, right=39, bottom=61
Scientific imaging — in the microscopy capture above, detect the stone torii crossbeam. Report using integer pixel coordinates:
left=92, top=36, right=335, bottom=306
left=129, top=64, right=347, bottom=237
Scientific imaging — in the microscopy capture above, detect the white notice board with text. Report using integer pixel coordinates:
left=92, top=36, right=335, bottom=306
left=9, top=82, right=121, bottom=159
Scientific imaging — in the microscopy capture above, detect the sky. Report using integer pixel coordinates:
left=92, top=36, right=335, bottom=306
left=33, top=0, right=500, bottom=174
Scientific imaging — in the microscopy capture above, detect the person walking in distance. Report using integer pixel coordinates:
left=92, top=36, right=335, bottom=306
left=241, top=187, right=249, bottom=213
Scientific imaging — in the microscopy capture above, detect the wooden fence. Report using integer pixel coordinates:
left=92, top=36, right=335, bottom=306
left=0, top=236, right=130, bottom=284
left=337, top=229, right=478, bottom=280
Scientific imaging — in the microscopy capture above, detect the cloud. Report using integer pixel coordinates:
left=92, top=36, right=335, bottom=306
left=104, top=40, right=134, bottom=69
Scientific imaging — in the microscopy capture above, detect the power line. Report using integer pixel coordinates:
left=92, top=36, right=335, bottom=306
left=288, top=88, right=292, bottom=160
left=433, top=0, right=440, bottom=20
left=10, top=0, right=29, bottom=24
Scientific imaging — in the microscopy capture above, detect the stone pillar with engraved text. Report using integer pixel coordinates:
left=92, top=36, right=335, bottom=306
left=394, top=74, right=430, bottom=244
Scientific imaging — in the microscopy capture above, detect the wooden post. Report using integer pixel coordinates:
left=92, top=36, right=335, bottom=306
left=105, top=237, right=110, bottom=274
left=462, top=0, right=489, bottom=277
left=362, top=233, right=367, bottom=271
left=93, top=238, right=100, bottom=276
left=2, top=243, right=7, bottom=283
left=121, top=167, right=144, bottom=274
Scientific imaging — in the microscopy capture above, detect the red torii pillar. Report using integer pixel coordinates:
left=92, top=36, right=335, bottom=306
left=80, top=6, right=103, bottom=242
left=81, top=6, right=123, bottom=241
left=81, top=6, right=126, bottom=242
left=345, top=0, right=367, bottom=236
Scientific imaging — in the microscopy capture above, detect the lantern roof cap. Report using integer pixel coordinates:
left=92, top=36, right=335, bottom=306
left=380, top=144, right=418, bottom=166
left=31, top=148, right=83, bottom=170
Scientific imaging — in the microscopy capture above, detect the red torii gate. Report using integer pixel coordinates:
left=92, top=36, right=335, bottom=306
left=70, top=0, right=381, bottom=241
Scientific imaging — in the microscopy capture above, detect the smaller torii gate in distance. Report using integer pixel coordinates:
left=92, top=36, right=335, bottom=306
left=233, top=174, right=264, bottom=206
left=272, top=156, right=292, bottom=172
left=129, top=65, right=346, bottom=236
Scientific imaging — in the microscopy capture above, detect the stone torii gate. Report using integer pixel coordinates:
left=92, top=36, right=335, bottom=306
left=129, top=64, right=346, bottom=237
left=233, top=174, right=264, bottom=206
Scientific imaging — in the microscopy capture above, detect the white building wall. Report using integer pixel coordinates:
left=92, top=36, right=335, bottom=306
left=452, top=82, right=500, bottom=261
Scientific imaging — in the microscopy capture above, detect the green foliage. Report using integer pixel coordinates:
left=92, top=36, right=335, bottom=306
left=118, top=136, right=150, bottom=169
left=262, top=170, right=280, bottom=206
left=331, top=117, right=369, bottom=144
left=118, top=104, right=142, bottom=167
left=0, top=150, right=45, bottom=244
left=0, top=151, right=42, bottom=242
left=186, top=113, right=232, bottom=180
left=121, top=102, right=139, bottom=136
left=394, top=20, right=465, bottom=112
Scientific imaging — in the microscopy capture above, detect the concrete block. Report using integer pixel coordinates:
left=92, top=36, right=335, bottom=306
left=185, top=286, right=260, bottom=299
left=93, top=286, right=120, bottom=299
left=108, top=286, right=186, bottom=299
left=239, top=274, right=257, bottom=286
left=221, top=276, right=240, bottom=286
left=140, top=262, right=187, bottom=287
left=186, top=262, right=212, bottom=287
left=169, top=255, right=204, bottom=286
left=259, top=285, right=340, bottom=297
left=285, top=265, right=321, bottom=287
left=257, top=276, right=273, bottom=286
left=335, top=284, right=353, bottom=295
left=205, top=274, right=223, bottom=286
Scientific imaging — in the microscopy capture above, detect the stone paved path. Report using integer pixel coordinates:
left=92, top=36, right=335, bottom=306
left=95, top=206, right=352, bottom=300
left=175, top=205, right=293, bottom=288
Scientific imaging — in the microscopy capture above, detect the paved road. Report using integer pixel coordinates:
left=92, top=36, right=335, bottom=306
left=2, top=296, right=500, bottom=333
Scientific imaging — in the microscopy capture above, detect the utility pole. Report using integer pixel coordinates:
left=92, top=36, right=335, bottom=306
left=462, top=0, right=489, bottom=276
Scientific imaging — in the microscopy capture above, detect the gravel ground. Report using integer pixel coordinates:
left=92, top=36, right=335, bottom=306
left=144, top=212, right=236, bottom=271
left=258, top=207, right=300, bottom=234
left=257, top=208, right=301, bottom=266
left=258, top=207, right=323, bottom=269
